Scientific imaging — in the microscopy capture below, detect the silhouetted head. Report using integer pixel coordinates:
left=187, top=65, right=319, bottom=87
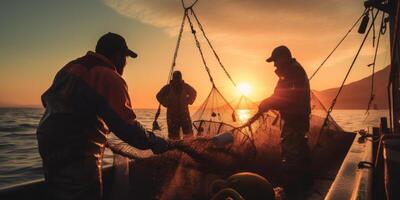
left=266, top=45, right=292, bottom=69
left=96, top=32, right=137, bottom=75
left=172, top=71, right=183, bottom=82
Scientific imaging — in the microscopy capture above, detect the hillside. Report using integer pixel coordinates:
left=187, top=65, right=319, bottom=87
left=314, top=66, right=390, bottom=109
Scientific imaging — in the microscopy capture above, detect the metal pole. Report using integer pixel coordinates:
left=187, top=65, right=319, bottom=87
left=389, top=0, right=400, bottom=134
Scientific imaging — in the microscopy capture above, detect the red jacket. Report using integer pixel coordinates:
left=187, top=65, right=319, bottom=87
left=37, top=51, right=157, bottom=163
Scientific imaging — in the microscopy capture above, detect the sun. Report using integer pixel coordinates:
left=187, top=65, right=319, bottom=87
left=237, top=82, right=252, bottom=96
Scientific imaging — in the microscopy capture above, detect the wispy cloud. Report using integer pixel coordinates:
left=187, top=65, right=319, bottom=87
left=104, top=0, right=366, bottom=63
left=104, top=0, right=389, bottom=91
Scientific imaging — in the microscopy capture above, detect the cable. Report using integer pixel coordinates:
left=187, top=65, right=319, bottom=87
left=190, top=9, right=238, bottom=88
left=186, top=8, right=215, bottom=86
left=181, top=0, right=199, bottom=10
left=190, top=8, right=258, bottom=108
left=309, top=8, right=368, bottom=81
left=371, top=8, right=376, bottom=47
left=365, top=12, right=386, bottom=115
left=152, top=9, right=188, bottom=130
left=320, top=9, right=380, bottom=133
left=168, top=10, right=188, bottom=80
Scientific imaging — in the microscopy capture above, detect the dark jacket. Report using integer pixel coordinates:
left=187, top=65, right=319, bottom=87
left=37, top=51, right=161, bottom=165
left=156, top=80, right=196, bottom=120
left=258, top=59, right=310, bottom=123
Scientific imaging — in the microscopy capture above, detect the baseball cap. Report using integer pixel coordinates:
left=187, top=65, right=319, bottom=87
left=266, top=45, right=291, bottom=62
left=96, top=32, right=137, bottom=58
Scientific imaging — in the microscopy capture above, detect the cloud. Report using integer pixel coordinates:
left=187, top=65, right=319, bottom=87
left=104, top=0, right=388, bottom=89
left=104, top=0, right=362, bottom=34
left=104, top=0, right=366, bottom=60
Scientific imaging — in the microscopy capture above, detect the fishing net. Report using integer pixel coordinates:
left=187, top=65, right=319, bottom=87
left=191, top=87, right=238, bottom=136
left=106, top=126, right=257, bottom=199
left=104, top=2, right=354, bottom=198
left=191, top=86, right=258, bottom=136
left=105, top=91, right=354, bottom=200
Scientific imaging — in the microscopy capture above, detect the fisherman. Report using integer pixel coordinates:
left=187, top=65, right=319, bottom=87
left=247, top=45, right=311, bottom=199
left=36, top=32, right=171, bottom=200
left=156, top=71, right=197, bottom=139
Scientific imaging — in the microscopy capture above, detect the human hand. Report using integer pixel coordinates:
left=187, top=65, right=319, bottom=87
left=147, top=132, right=172, bottom=154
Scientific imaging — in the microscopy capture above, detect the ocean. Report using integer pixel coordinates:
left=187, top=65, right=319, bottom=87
left=0, top=108, right=389, bottom=188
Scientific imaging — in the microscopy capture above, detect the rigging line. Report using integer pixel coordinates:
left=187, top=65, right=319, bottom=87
left=320, top=10, right=380, bottom=133
left=190, top=9, right=238, bottom=88
left=235, top=95, right=244, bottom=110
left=309, top=8, right=368, bottom=81
left=191, top=8, right=255, bottom=102
left=366, top=12, right=386, bottom=115
left=214, top=86, right=237, bottom=115
left=168, top=9, right=188, bottom=81
left=153, top=9, right=188, bottom=125
left=211, top=89, right=216, bottom=115
left=186, top=9, right=216, bottom=86
left=195, top=88, right=213, bottom=122
left=371, top=8, right=376, bottom=47
left=181, top=0, right=199, bottom=10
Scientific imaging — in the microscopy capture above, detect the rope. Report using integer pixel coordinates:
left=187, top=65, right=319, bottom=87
left=213, top=86, right=237, bottom=120
left=371, top=8, right=376, bottom=47
left=190, top=9, right=238, bottom=88
left=152, top=9, right=188, bottom=130
left=186, top=8, right=215, bottom=86
left=365, top=12, right=386, bottom=115
left=168, top=10, right=188, bottom=80
left=190, top=8, right=258, bottom=111
left=309, top=8, right=368, bottom=81
left=320, top=9, right=380, bottom=133
left=181, top=0, right=199, bottom=10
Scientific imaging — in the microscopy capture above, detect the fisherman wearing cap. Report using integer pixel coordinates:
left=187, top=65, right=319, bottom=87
left=156, top=71, right=197, bottom=139
left=37, top=32, right=171, bottom=199
left=247, top=45, right=311, bottom=199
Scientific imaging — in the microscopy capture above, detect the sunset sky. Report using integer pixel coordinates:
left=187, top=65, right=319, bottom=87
left=0, top=0, right=391, bottom=108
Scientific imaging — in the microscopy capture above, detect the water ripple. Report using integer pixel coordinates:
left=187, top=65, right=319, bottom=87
left=0, top=108, right=389, bottom=188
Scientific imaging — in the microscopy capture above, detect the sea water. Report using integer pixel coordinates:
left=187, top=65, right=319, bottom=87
left=0, top=107, right=389, bottom=188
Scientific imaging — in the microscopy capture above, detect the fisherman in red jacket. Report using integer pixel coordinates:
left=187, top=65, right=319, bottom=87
left=156, top=71, right=197, bottom=139
left=247, top=45, right=311, bottom=199
left=36, top=32, right=171, bottom=199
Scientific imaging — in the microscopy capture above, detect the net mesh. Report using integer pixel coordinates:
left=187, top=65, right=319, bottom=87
left=106, top=91, right=354, bottom=200
left=192, top=86, right=258, bottom=136
left=191, top=87, right=238, bottom=128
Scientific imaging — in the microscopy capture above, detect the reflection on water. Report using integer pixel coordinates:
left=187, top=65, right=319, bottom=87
left=0, top=108, right=390, bottom=188
left=236, top=109, right=255, bottom=123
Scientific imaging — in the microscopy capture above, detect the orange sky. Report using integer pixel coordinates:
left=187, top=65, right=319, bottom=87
left=0, top=0, right=391, bottom=108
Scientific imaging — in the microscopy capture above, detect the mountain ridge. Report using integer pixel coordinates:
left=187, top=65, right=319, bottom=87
left=313, top=66, right=390, bottom=109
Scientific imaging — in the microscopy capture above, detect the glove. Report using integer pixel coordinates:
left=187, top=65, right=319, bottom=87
left=147, top=131, right=171, bottom=154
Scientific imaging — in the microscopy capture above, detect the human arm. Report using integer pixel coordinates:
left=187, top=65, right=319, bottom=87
left=156, top=85, right=170, bottom=108
left=185, top=83, right=197, bottom=105
left=89, top=69, right=170, bottom=154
